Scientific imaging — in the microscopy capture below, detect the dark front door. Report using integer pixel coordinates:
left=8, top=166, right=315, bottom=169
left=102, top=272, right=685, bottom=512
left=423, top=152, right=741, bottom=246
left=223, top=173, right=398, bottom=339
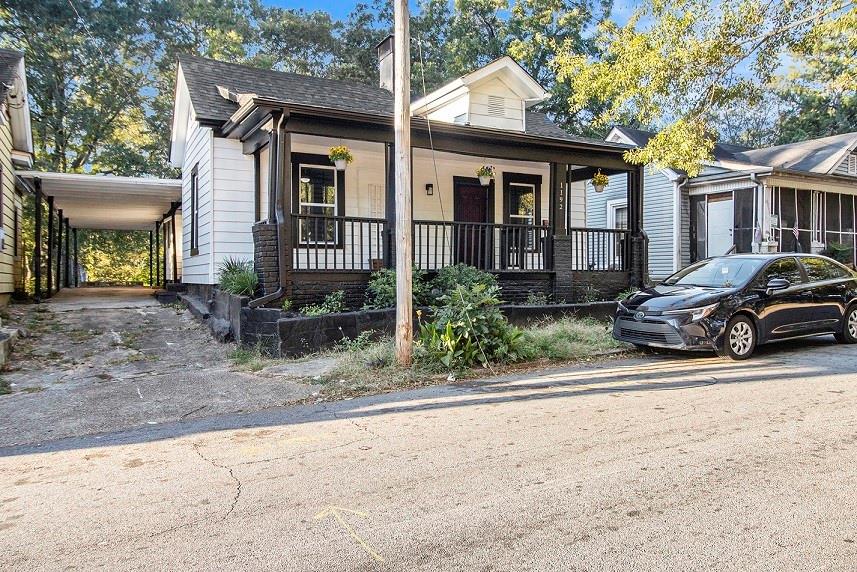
left=454, top=182, right=490, bottom=268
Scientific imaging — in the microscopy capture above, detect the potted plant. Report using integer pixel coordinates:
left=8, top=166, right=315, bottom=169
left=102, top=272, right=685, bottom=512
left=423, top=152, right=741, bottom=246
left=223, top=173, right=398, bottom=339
left=329, top=145, right=353, bottom=171
left=591, top=169, right=609, bottom=193
left=476, top=165, right=495, bottom=186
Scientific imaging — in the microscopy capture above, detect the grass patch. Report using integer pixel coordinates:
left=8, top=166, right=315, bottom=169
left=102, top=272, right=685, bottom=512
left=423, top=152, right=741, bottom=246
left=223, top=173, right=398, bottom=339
left=0, top=378, right=10, bottom=395
left=228, top=345, right=276, bottom=372
left=519, top=317, right=623, bottom=361
left=315, top=317, right=625, bottom=401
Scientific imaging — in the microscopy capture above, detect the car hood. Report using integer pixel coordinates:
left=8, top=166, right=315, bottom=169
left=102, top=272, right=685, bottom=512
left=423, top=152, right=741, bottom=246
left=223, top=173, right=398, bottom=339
left=622, top=284, right=733, bottom=313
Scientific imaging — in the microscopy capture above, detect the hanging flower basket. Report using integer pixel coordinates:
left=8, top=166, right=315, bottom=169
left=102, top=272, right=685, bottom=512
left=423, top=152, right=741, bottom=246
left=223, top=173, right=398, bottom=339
left=329, top=146, right=354, bottom=171
left=591, top=169, right=609, bottom=193
left=476, top=165, right=495, bottom=186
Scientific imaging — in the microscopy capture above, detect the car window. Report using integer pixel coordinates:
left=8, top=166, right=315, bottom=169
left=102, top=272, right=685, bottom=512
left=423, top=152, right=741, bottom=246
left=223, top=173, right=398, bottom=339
left=802, top=257, right=850, bottom=282
left=662, top=257, right=766, bottom=288
left=757, top=257, right=803, bottom=287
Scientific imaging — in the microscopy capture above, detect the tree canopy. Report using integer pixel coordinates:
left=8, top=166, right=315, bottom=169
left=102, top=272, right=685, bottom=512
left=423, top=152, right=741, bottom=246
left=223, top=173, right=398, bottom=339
left=1, top=0, right=854, bottom=179
left=553, top=0, right=856, bottom=175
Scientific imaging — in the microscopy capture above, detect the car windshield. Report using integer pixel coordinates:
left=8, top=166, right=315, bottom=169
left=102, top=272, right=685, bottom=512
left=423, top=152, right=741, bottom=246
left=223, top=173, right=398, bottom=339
left=662, top=257, right=767, bottom=288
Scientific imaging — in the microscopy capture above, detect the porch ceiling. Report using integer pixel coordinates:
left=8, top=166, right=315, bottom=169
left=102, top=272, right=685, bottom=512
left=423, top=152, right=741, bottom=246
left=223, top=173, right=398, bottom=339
left=18, top=171, right=181, bottom=231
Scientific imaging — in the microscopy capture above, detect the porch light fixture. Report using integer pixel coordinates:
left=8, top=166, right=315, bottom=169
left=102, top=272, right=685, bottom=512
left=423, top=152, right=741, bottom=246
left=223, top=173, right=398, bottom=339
left=328, top=145, right=354, bottom=171
left=425, top=183, right=434, bottom=196
left=592, top=169, right=609, bottom=193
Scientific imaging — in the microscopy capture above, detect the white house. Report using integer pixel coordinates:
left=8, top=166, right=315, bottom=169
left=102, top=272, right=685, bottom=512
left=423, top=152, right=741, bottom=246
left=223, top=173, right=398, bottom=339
left=169, top=36, right=649, bottom=306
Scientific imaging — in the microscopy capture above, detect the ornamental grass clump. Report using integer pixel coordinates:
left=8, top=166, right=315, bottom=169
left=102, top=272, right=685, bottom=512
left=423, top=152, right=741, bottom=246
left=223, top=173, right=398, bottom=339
left=218, top=257, right=258, bottom=296
left=417, top=283, right=531, bottom=371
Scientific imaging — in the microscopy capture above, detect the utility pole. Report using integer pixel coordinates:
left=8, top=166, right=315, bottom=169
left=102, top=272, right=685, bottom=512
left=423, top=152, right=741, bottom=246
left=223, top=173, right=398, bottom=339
left=394, top=0, right=413, bottom=366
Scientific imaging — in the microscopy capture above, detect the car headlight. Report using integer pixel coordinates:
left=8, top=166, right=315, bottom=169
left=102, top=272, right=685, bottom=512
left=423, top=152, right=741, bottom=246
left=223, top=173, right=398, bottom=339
left=663, top=302, right=719, bottom=322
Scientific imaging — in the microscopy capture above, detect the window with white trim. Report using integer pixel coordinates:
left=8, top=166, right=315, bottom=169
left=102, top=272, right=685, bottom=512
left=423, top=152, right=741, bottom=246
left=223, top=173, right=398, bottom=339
left=508, top=182, right=536, bottom=249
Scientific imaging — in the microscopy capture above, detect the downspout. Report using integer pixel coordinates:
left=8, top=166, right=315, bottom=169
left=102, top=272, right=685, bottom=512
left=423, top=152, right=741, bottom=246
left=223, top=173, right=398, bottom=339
left=249, top=111, right=287, bottom=308
left=674, top=175, right=689, bottom=272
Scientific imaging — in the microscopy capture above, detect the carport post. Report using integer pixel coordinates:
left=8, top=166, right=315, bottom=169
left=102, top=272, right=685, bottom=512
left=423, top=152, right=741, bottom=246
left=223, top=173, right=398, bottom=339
left=64, top=218, right=71, bottom=288
left=73, top=228, right=79, bottom=287
left=148, top=230, right=153, bottom=287
left=170, top=206, right=178, bottom=284
left=46, top=196, right=54, bottom=297
left=56, top=209, right=64, bottom=293
left=155, top=221, right=160, bottom=287
left=34, top=179, right=43, bottom=300
left=162, top=221, right=168, bottom=288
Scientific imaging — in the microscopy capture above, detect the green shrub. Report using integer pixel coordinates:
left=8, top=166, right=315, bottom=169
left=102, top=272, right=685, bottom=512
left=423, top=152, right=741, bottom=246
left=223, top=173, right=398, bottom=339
left=363, top=268, right=429, bottom=309
left=218, top=258, right=258, bottom=296
left=302, top=290, right=346, bottom=316
left=417, top=283, right=530, bottom=371
left=823, top=242, right=854, bottom=265
left=281, top=299, right=293, bottom=312
left=615, top=287, right=638, bottom=301
left=429, top=264, right=497, bottom=298
left=524, top=291, right=550, bottom=305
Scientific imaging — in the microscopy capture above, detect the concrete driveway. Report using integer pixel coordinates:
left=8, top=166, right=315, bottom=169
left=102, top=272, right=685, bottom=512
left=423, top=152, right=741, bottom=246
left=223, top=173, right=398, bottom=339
left=2, top=337, right=856, bottom=570
left=0, top=289, right=317, bottom=447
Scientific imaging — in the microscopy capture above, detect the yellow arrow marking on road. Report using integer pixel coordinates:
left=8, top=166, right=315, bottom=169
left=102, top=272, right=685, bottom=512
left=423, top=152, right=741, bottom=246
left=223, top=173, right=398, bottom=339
left=315, top=505, right=385, bottom=563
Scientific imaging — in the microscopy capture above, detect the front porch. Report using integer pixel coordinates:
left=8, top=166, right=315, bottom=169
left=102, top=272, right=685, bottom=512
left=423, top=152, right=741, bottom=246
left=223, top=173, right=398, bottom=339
left=226, top=103, right=645, bottom=306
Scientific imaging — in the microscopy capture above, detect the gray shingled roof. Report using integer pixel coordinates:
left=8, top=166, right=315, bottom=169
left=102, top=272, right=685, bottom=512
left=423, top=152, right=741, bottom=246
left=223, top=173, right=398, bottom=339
left=733, top=132, right=857, bottom=174
left=178, top=53, right=622, bottom=148
left=0, top=48, right=24, bottom=99
left=612, top=125, right=750, bottom=162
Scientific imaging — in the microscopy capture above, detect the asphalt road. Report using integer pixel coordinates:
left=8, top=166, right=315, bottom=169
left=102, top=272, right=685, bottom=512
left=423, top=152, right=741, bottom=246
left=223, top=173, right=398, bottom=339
left=2, top=337, right=856, bottom=571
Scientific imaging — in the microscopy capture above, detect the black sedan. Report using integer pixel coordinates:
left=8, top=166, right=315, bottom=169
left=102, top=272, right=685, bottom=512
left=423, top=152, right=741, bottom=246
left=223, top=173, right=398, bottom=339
left=614, top=253, right=857, bottom=359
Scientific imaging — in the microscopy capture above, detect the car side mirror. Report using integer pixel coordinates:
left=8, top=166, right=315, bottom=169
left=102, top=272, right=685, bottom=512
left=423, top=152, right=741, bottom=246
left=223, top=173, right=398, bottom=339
left=765, top=277, right=790, bottom=295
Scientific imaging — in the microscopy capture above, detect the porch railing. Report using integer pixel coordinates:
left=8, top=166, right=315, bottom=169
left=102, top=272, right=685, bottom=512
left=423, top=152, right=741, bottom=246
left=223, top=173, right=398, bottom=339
left=291, top=213, right=389, bottom=271
left=413, top=220, right=552, bottom=271
left=568, top=227, right=631, bottom=271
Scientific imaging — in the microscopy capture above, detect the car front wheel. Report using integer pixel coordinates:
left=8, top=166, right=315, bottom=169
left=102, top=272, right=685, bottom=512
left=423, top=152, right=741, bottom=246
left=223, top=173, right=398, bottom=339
left=835, top=304, right=857, bottom=344
left=724, top=315, right=756, bottom=360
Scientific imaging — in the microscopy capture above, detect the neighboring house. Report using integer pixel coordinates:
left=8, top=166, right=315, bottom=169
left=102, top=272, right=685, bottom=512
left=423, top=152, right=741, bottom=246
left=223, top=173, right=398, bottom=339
left=169, top=36, right=648, bottom=305
left=588, top=126, right=857, bottom=280
left=0, top=49, right=33, bottom=305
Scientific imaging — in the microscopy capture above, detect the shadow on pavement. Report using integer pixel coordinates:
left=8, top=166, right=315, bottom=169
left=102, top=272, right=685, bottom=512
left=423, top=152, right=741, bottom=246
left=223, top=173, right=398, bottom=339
left=1, top=335, right=849, bottom=458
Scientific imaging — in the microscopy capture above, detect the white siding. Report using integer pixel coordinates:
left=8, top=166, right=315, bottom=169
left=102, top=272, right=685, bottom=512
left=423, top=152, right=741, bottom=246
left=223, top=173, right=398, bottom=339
left=833, top=151, right=857, bottom=177
left=211, top=137, right=255, bottom=277
left=0, top=119, right=24, bottom=299
left=181, top=115, right=214, bottom=284
left=468, top=77, right=525, bottom=132
left=586, top=167, right=677, bottom=280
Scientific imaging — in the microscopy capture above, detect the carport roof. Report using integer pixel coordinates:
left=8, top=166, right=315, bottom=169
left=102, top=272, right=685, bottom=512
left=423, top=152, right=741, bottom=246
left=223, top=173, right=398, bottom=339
left=18, top=171, right=181, bottom=231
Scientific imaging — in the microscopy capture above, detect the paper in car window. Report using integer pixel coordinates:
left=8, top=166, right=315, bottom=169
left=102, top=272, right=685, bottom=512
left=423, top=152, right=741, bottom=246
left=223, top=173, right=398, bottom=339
left=722, top=266, right=729, bottom=274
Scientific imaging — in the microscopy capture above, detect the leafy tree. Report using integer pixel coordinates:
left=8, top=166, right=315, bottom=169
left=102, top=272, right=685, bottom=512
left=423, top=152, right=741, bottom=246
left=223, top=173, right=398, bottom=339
left=0, top=0, right=156, bottom=174
left=553, top=0, right=854, bottom=175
